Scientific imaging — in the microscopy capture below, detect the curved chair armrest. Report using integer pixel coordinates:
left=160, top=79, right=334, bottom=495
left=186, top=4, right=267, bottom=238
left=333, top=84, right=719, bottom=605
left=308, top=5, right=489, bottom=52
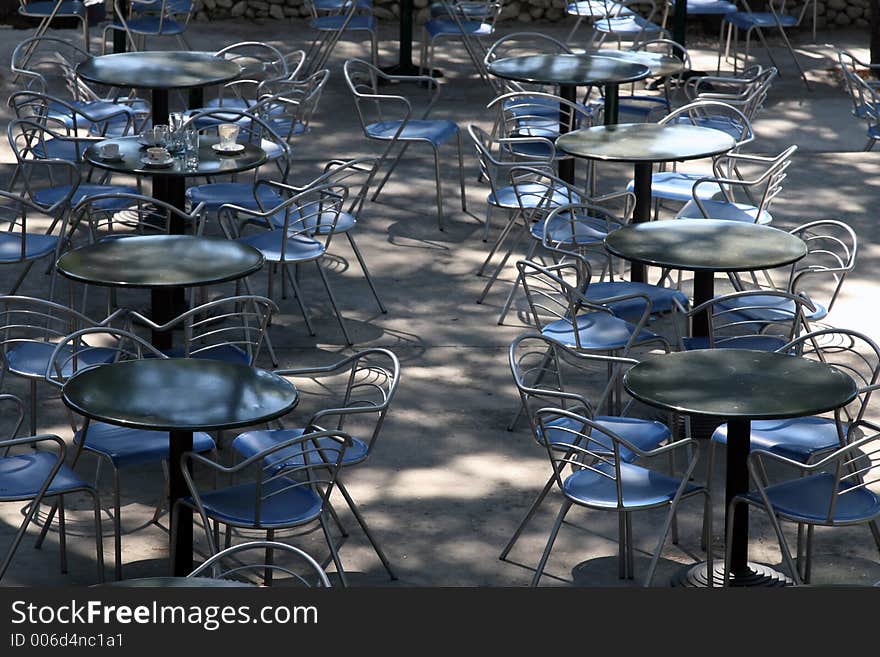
left=0, top=433, right=66, bottom=459
left=127, top=295, right=278, bottom=332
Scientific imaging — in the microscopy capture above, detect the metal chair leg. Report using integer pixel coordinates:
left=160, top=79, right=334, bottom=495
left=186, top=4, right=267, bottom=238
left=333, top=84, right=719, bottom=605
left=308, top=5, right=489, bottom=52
left=456, top=131, right=467, bottom=212
left=346, top=233, right=386, bottom=313
left=57, top=495, right=67, bottom=574
left=315, top=260, right=352, bottom=345
left=499, top=475, right=555, bottom=560
left=531, top=500, right=571, bottom=587
left=319, top=513, right=348, bottom=587
left=336, top=479, right=396, bottom=580
left=432, top=145, right=446, bottom=231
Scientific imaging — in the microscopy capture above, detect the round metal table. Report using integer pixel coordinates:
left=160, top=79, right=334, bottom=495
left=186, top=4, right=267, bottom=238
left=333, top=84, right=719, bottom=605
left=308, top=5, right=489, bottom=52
left=624, top=349, right=858, bottom=587
left=557, top=123, right=736, bottom=280
left=77, top=51, right=241, bottom=126
left=62, top=358, right=299, bottom=576
left=56, top=235, right=264, bottom=350
left=604, top=219, right=807, bottom=336
left=84, top=136, right=267, bottom=227
left=487, top=54, right=650, bottom=184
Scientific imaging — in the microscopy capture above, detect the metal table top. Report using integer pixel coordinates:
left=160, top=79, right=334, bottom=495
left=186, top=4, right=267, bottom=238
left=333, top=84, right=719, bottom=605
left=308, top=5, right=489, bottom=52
left=56, top=235, right=263, bottom=289
left=624, top=349, right=858, bottom=420
left=77, top=51, right=241, bottom=90
left=487, top=53, right=650, bottom=86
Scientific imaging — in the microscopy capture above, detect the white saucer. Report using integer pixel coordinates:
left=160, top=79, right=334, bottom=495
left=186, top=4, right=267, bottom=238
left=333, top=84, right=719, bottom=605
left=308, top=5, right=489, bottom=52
left=211, top=143, right=245, bottom=154
left=96, top=153, right=124, bottom=162
left=140, top=155, right=175, bottom=168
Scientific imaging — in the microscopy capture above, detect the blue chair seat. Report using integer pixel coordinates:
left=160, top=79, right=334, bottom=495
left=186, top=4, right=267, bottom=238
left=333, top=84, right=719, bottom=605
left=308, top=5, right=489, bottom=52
left=686, top=0, right=737, bottom=13
left=365, top=119, right=459, bottom=145
left=137, top=0, right=192, bottom=12
left=712, top=416, right=841, bottom=463
left=586, top=281, right=689, bottom=320
left=204, top=97, right=253, bottom=111
left=743, top=472, right=880, bottom=524
left=542, top=312, right=660, bottom=350
left=627, top=171, right=724, bottom=203
left=681, top=334, right=789, bottom=351
left=594, top=15, right=663, bottom=35
left=31, top=139, right=87, bottom=161
left=268, top=203, right=356, bottom=234
left=538, top=415, right=669, bottom=462
left=310, top=14, right=377, bottom=30
left=425, top=18, right=494, bottom=38
left=315, top=0, right=372, bottom=10
left=232, top=428, right=369, bottom=468
left=617, top=95, right=669, bottom=119
left=5, top=342, right=116, bottom=378
left=186, top=182, right=282, bottom=213
left=714, top=293, right=827, bottom=323
left=34, top=184, right=139, bottom=210
left=676, top=199, right=773, bottom=224
left=566, top=0, right=632, bottom=16
left=724, top=11, right=798, bottom=29
left=161, top=344, right=250, bottom=364
left=49, top=100, right=136, bottom=129
left=19, top=0, right=85, bottom=17
left=238, top=231, right=325, bottom=263
left=563, top=461, right=699, bottom=509
left=0, top=452, right=89, bottom=500
left=185, top=478, right=323, bottom=527
left=76, top=422, right=215, bottom=468
left=505, top=139, right=557, bottom=159
left=0, top=233, right=58, bottom=263
left=530, top=212, right=609, bottom=244
left=488, top=183, right=579, bottom=210
left=108, top=16, right=187, bottom=34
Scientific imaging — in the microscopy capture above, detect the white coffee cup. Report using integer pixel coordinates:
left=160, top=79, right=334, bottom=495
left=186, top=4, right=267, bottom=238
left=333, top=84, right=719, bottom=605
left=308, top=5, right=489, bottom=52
left=100, top=142, right=119, bottom=159
left=146, top=146, right=169, bottom=162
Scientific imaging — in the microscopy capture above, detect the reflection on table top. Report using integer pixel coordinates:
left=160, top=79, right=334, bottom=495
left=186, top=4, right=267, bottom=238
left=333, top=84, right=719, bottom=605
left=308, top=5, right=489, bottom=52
left=62, top=359, right=298, bottom=432
left=624, top=349, right=858, bottom=419
left=85, top=136, right=267, bottom=177
left=487, top=53, right=650, bottom=86
left=56, top=235, right=264, bottom=288
left=556, top=123, right=736, bottom=162
left=585, top=49, right=687, bottom=77
left=604, top=219, right=808, bottom=272
left=77, top=51, right=241, bottom=90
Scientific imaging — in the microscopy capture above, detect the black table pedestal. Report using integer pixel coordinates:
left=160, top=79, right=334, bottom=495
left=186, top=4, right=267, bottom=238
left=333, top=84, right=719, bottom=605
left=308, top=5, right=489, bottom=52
left=381, top=0, right=443, bottom=78
left=604, top=82, right=619, bottom=125
left=169, top=429, right=194, bottom=576
left=558, top=84, right=577, bottom=186
left=692, top=269, right=714, bottom=337
left=629, top=161, right=653, bottom=283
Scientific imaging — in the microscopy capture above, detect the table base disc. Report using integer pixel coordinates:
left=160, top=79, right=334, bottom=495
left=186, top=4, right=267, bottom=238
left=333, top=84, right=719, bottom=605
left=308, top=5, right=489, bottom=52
left=672, top=561, right=793, bottom=588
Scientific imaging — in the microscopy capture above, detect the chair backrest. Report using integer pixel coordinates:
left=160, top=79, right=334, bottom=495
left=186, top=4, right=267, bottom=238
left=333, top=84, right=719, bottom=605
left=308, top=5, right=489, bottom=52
left=0, top=394, right=26, bottom=455
left=11, top=36, right=95, bottom=101
left=43, top=326, right=166, bottom=389
left=68, top=191, right=206, bottom=243
left=343, top=58, right=427, bottom=135
left=629, top=38, right=691, bottom=98
left=188, top=540, right=331, bottom=587
left=777, top=328, right=880, bottom=426
left=127, top=295, right=278, bottom=366
left=0, top=295, right=122, bottom=358
left=251, top=69, right=331, bottom=143
left=847, top=72, right=880, bottom=136
left=660, top=99, right=754, bottom=149
left=488, top=91, right=595, bottom=142
left=838, top=49, right=876, bottom=118
left=467, top=125, right=555, bottom=200
left=538, top=200, right=630, bottom=256
left=680, top=288, right=813, bottom=349
left=690, top=66, right=777, bottom=121
left=183, top=428, right=352, bottom=533
left=275, top=347, right=400, bottom=460
left=786, top=220, right=857, bottom=317
left=0, top=186, right=72, bottom=259
left=215, top=41, right=289, bottom=82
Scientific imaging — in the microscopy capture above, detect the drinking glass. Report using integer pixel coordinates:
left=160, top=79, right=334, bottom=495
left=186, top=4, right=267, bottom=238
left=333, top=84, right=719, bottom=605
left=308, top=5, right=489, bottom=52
left=183, top=128, right=199, bottom=169
left=152, top=124, right=170, bottom=148
left=218, top=123, right=240, bottom=149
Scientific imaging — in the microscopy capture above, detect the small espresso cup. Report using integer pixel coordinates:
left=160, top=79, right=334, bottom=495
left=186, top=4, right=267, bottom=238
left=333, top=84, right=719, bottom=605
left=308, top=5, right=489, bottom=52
left=100, top=142, right=119, bottom=159
left=146, top=146, right=169, bottom=162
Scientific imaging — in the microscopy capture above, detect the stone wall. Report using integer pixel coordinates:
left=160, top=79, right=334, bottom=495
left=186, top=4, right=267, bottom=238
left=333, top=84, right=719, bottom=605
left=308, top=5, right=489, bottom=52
left=192, top=0, right=869, bottom=29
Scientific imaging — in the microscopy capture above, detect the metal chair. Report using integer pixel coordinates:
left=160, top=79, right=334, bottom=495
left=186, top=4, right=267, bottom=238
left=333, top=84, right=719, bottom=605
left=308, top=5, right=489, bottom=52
left=42, top=326, right=217, bottom=580
left=709, top=328, right=880, bottom=582
left=127, top=295, right=279, bottom=367
left=343, top=58, right=467, bottom=231
left=421, top=0, right=502, bottom=83
left=517, top=257, right=670, bottom=354
left=724, top=419, right=880, bottom=585
left=188, top=540, right=331, bottom=586
left=502, top=332, right=678, bottom=571
left=625, top=100, right=754, bottom=219
left=17, top=0, right=89, bottom=55
left=0, top=427, right=104, bottom=584
left=565, top=0, right=633, bottom=45
left=718, top=0, right=810, bottom=88
left=230, top=348, right=400, bottom=580
left=176, top=429, right=352, bottom=585
left=248, top=158, right=387, bottom=314
left=671, top=288, right=813, bottom=352
left=592, top=0, right=670, bottom=49
left=684, top=65, right=777, bottom=124
left=104, top=0, right=191, bottom=53
left=675, top=145, right=798, bottom=224
left=530, top=407, right=708, bottom=586
left=843, top=71, right=880, bottom=152
left=304, top=0, right=378, bottom=75
left=838, top=49, right=880, bottom=120
left=218, top=181, right=354, bottom=345
left=721, top=219, right=857, bottom=330
left=0, top=296, right=126, bottom=437
left=11, top=36, right=150, bottom=135
left=205, top=41, right=294, bottom=111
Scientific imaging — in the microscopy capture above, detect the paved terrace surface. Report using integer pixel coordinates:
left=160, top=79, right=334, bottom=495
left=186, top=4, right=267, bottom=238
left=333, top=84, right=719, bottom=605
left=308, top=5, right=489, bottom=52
left=0, top=17, right=879, bottom=586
